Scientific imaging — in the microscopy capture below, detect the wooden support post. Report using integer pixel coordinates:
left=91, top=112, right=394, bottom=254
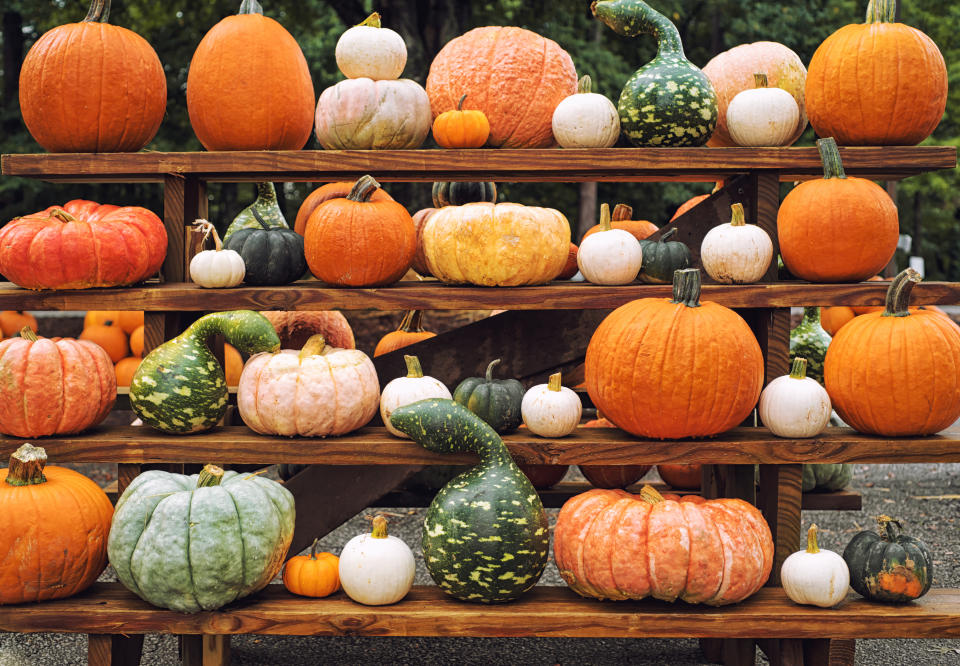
left=88, top=634, right=144, bottom=666
left=758, top=638, right=804, bottom=666
left=803, top=638, right=856, bottom=666
left=181, top=635, right=230, bottom=666
left=758, top=464, right=803, bottom=586
left=117, top=464, right=142, bottom=497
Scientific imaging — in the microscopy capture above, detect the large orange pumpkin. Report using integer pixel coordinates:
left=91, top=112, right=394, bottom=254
left=186, top=0, right=315, bottom=150
left=294, top=182, right=394, bottom=236
left=777, top=138, right=898, bottom=283
left=426, top=26, right=578, bottom=148
left=260, top=310, right=356, bottom=350
left=581, top=204, right=658, bottom=243
left=0, top=444, right=114, bottom=604
left=554, top=486, right=773, bottom=605
left=373, top=310, right=436, bottom=357
left=585, top=268, right=763, bottom=439
left=0, top=311, right=38, bottom=337
left=18, top=0, right=166, bottom=153
left=824, top=269, right=960, bottom=436
left=805, top=0, right=947, bottom=145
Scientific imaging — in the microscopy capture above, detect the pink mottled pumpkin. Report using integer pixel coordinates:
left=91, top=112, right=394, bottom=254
left=260, top=311, right=355, bottom=350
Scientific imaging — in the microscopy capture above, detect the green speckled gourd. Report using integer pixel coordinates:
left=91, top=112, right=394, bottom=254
left=802, top=463, right=852, bottom=492
left=130, top=311, right=280, bottom=433
left=592, top=0, right=717, bottom=146
left=790, top=307, right=832, bottom=385
left=453, top=359, right=525, bottom=434
left=390, top=399, right=548, bottom=603
left=223, top=182, right=288, bottom=241
left=638, top=228, right=691, bottom=284
left=107, top=464, right=295, bottom=613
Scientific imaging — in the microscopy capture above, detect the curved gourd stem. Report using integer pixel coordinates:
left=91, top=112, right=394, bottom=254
left=789, top=357, right=808, bottom=380
left=251, top=208, right=272, bottom=231
left=876, top=514, right=903, bottom=541
left=670, top=268, right=702, bottom=308
left=754, top=73, right=768, bottom=88
left=598, top=203, right=612, bottom=232
left=612, top=203, right=633, bottom=221
left=308, top=538, right=320, bottom=559
left=577, top=75, right=593, bottom=94
left=197, top=464, right=225, bottom=488
left=19, top=327, right=39, bottom=342
left=238, top=0, right=264, bottom=15
left=866, top=0, right=897, bottom=23
left=806, top=524, right=820, bottom=553
left=730, top=203, right=746, bottom=227
left=187, top=311, right=281, bottom=356
left=457, top=94, right=468, bottom=111
left=358, top=12, right=381, bottom=27
left=348, top=175, right=382, bottom=202
left=817, top=138, right=847, bottom=180
left=299, top=335, right=327, bottom=360
left=882, top=268, right=921, bottom=317
left=639, top=484, right=666, bottom=504
left=83, top=0, right=110, bottom=23
left=591, top=0, right=685, bottom=57
left=5, top=444, right=48, bottom=486
left=404, top=355, right=424, bottom=378
left=484, top=358, right=504, bottom=381
left=547, top=372, right=562, bottom=392
left=658, top=228, right=678, bottom=244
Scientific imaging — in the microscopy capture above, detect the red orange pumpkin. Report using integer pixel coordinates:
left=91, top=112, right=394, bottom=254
left=114, top=356, right=141, bottom=387
left=582, top=204, right=657, bottom=243
left=374, top=310, right=436, bottom=357
left=820, top=306, right=856, bottom=336
left=294, top=181, right=394, bottom=236
left=657, top=464, right=702, bottom=490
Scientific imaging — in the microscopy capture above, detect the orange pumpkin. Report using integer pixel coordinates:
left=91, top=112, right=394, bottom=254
left=557, top=243, right=579, bottom=280
left=260, top=311, right=355, bottom=350
left=581, top=204, right=658, bottom=242
left=554, top=486, right=773, bottom=604
left=304, top=175, right=416, bottom=287
left=282, top=539, right=340, bottom=598
left=657, top=464, right=703, bottom=490
left=374, top=310, right=436, bottom=357
left=850, top=275, right=889, bottom=315
left=129, top=325, right=145, bottom=357
left=84, top=311, right=119, bottom=329
left=186, top=0, right=315, bottom=150
left=825, top=269, right=960, bottom=436
left=0, top=311, right=38, bottom=337
left=432, top=94, right=491, bottom=148
left=805, top=0, right=947, bottom=145
left=410, top=208, right=439, bottom=276
left=18, top=0, right=166, bottom=153
left=778, top=138, right=898, bottom=283
left=224, top=343, right=243, bottom=387
left=0, top=444, right=113, bottom=604
left=114, top=356, right=141, bottom=387
left=585, top=268, right=763, bottom=439
left=669, top=181, right=725, bottom=222
left=820, top=306, right=856, bottom=336
left=116, top=311, right=144, bottom=334
left=426, top=26, right=578, bottom=148
left=80, top=323, right=129, bottom=363
left=579, top=465, right=652, bottom=489
left=294, top=181, right=394, bottom=236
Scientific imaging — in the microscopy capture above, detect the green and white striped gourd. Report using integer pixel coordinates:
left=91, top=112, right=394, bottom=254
left=130, top=310, right=280, bottom=433
left=790, top=307, right=832, bottom=385
left=222, top=182, right=288, bottom=242
left=107, top=464, right=295, bottom=613
left=592, top=0, right=718, bottom=146
left=390, top=399, right=549, bottom=603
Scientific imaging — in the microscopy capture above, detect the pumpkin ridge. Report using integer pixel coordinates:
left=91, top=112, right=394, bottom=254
left=57, top=470, right=99, bottom=596
left=502, top=35, right=548, bottom=147
left=222, top=484, right=249, bottom=600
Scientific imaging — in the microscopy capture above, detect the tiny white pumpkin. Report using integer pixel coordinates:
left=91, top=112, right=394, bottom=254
left=551, top=75, right=621, bottom=149
left=380, top=355, right=452, bottom=438
left=335, top=12, right=407, bottom=81
left=577, top=203, right=642, bottom=285
left=758, top=357, right=832, bottom=438
left=521, top=372, right=582, bottom=437
left=189, top=220, right=245, bottom=288
left=338, top=515, right=415, bottom=606
left=781, top=523, right=850, bottom=608
left=700, top=203, right=773, bottom=284
left=727, top=73, right=801, bottom=147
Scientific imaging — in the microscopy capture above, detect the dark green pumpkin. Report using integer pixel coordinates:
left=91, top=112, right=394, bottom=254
left=222, top=182, right=288, bottom=242
left=223, top=210, right=306, bottom=286
left=453, top=359, right=524, bottom=434
left=432, top=181, right=497, bottom=208
left=801, top=463, right=851, bottom=492
left=843, top=516, right=933, bottom=603
left=638, top=228, right=691, bottom=284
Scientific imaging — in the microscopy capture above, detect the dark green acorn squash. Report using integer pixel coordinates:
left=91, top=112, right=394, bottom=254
left=453, top=359, right=525, bottom=434
left=390, top=398, right=549, bottom=603
left=801, top=463, right=852, bottom=492
left=843, top=516, right=932, bottom=603
left=790, top=307, right=832, bottom=385
left=223, top=209, right=307, bottom=286
left=223, top=182, right=288, bottom=241
left=638, top=228, right=691, bottom=284
left=432, top=181, right=497, bottom=207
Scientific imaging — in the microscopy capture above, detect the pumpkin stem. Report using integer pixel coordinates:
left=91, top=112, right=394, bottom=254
left=866, top=0, right=897, bottom=23
left=670, top=268, right=702, bottom=308
left=789, top=357, right=809, bottom=380
left=817, top=138, right=847, bottom=180
left=398, top=310, right=426, bottom=333
left=251, top=208, right=272, bottom=231
left=882, top=268, right=921, bottom=318
left=5, top=443, right=48, bottom=486
left=347, top=175, right=382, bottom=203
left=577, top=75, right=593, bottom=94
left=598, top=203, right=612, bottom=232
left=404, top=354, right=424, bottom=379
left=238, top=0, right=264, bottom=15
left=358, top=11, right=381, bottom=27
left=83, top=0, right=110, bottom=23
left=729, top=203, right=746, bottom=227
left=876, top=515, right=903, bottom=541
left=19, top=327, right=39, bottom=342
left=456, top=94, right=468, bottom=111
left=51, top=209, right=77, bottom=224
left=753, top=73, right=768, bottom=88
left=371, top=514, right=389, bottom=539
left=547, top=372, right=563, bottom=392
left=197, top=464, right=225, bottom=488
left=299, top=334, right=327, bottom=360
left=309, top=537, right=320, bottom=559
left=611, top=203, right=633, bottom=222
left=484, top=358, right=502, bottom=381
left=639, top=484, right=666, bottom=505
left=659, top=228, right=678, bottom=243
left=806, top=524, right=820, bottom=554
left=194, top=220, right=224, bottom=252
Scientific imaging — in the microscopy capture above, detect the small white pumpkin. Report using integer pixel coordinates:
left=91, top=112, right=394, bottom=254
left=727, top=73, right=801, bottom=147
left=189, top=220, right=245, bottom=288
left=551, top=75, right=621, bottom=149
left=758, top=357, right=832, bottom=438
left=577, top=203, right=642, bottom=285
left=338, top=515, right=415, bottom=606
left=380, top=355, right=452, bottom=438
left=335, top=12, right=407, bottom=81
left=781, top=523, right=850, bottom=608
left=521, top=372, right=582, bottom=437
left=315, top=78, right=432, bottom=150
left=700, top=203, right=773, bottom=284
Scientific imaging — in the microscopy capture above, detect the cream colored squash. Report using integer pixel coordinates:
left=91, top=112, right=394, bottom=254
left=781, top=524, right=850, bottom=608
left=758, top=357, right=831, bottom=438
left=700, top=203, right=773, bottom=284
left=335, top=12, right=407, bottom=81
left=237, top=335, right=379, bottom=437
left=577, top=203, right=642, bottom=285
left=188, top=220, right=245, bottom=288
left=551, top=75, right=620, bottom=148
left=727, top=73, right=801, bottom=147
left=380, top=355, right=452, bottom=438
left=315, top=78, right=431, bottom=150
left=338, top=515, right=415, bottom=605
left=521, top=372, right=582, bottom=437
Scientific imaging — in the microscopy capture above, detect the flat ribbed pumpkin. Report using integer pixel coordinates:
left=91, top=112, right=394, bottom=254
left=294, top=181, right=393, bottom=236
left=426, top=27, right=578, bottom=148
left=187, top=0, right=315, bottom=150
left=554, top=486, right=773, bottom=605
left=584, top=268, right=763, bottom=439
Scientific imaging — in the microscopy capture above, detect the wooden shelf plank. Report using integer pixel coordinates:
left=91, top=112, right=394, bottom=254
left=2, top=147, right=955, bottom=183
left=1, top=583, right=957, bottom=639
left=4, top=426, right=959, bottom=465
left=4, top=280, right=960, bottom=311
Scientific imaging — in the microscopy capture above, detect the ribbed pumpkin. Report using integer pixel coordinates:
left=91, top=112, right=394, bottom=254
left=373, top=310, right=436, bottom=357
left=0, top=329, right=116, bottom=437
left=778, top=138, right=898, bottom=283
left=431, top=182, right=497, bottom=208
left=555, top=486, right=773, bottom=605
left=187, top=0, right=315, bottom=150
left=294, top=181, right=393, bottom=236
left=432, top=94, right=491, bottom=148
left=283, top=540, right=340, bottom=598
left=223, top=211, right=307, bottom=286
left=824, top=269, right=960, bottom=436
left=411, top=208, right=439, bottom=275
left=315, top=78, right=432, bottom=150
left=426, top=27, right=578, bottom=148
left=582, top=204, right=658, bottom=243
left=18, top=0, right=166, bottom=153
left=585, top=268, right=764, bottom=439
left=0, top=444, right=114, bottom=604
left=0, top=201, right=167, bottom=291
left=843, top=515, right=932, bottom=603
left=805, top=0, right=947, bottom=145
left=260, top=311, right=355, bottom=350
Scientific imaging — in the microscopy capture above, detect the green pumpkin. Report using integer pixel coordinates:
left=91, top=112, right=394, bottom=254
left=130, top=310, right=280, bottom=433
left=593, top=0, right=717, bottom=147
left=223, top=209, right=306, bottom=286
left=843, top=516, right=933, bottom=603
left=432, top=181, right=497, bottom=207
left=107, top=464, right=295, bottom=613
left=790, top=307, right=832, bottom=385
left=390, top=399, right=548, bottom=603
left=453, top=359, right=525, bottom=434
left=802, top=463, right=852, bottom=492
left=638, top=228, right=691, bottom=284
left=222, top=182, right=288, bottom=242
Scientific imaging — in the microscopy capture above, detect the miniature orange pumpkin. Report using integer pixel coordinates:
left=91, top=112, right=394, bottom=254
left=432, top=94, right=491, bottom=148
left=283, top=539, right=340, bottom=598
left=294, top=181, right=394, bottom=236
left=0, top=311, right=38, bottom=337
left=114, top=356, right=141, bottom=387
left=129, top=325, right=145, bottom=357
left=80, top=323, right=129, bottom=363
left=224, top=343, right=243, bottom=387
left=374, top=310, right=436, bottom=357
left=581, top=203, right=658, bottom=242
left=820, top=306, right=856, bottom=336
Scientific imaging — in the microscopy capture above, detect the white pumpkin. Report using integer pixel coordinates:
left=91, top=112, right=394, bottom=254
left=338, top=515, right=415, bottom=606
left=727, top=73, right=801, bottom=147
left=380, top=355, right=452, bottom=438
left=521, top=372, right=582, bottom=437
left=577, top=203, right=642, bottom=285
left=335, top=12, right=407, bottom=81
left=189, top=220, right=245, bottom=288
left=551, top=75, right=620, bottom=149
left=315, top=78, right=432, bottom=150
left=781, top=524, right=850, bottom=608
left=700, top=203, right=773, bottom=284
left=758, top=357, right=832, bottom=438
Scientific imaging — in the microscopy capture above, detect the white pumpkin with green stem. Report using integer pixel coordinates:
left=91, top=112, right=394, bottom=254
left=577, top=203, right=643, bottom=285
left=758, top=357, right=831, bottom=438
left=521, top=372, right=582, bottom=437
left=380, top=355, right=452, bottom=438
left=338, top=515, right=415, bottom=605
left=700, top=203, right=773, bottom=284
left=781, top=523, right=850, bottom=608
left=189, top=220, right=245, bottom=288
left=551, top=75, right=621, bottom=148
left=336, top=12, right=406, bottom=81
left=727, top=73, right=801, bottom=147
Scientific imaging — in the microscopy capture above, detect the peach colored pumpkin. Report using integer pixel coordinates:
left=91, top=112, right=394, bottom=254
left=315, top=78, right=431, bottom=150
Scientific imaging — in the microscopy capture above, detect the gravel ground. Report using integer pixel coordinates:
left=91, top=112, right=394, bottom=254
left=1, top=463, right=958, bottom=665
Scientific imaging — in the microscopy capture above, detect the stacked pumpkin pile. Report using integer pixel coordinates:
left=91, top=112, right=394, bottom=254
left=80, top=311, right=144, bottom=387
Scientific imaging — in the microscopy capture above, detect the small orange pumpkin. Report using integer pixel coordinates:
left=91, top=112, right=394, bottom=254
left=282, top=538, right=340, bottom=598
left=374, top=310, right=436, bottom=357
left=0, top=311, right=38, bottom=337
left=224, top=343, right=243, bottom=387
left=114, top=356, right=141, bottom=387
left=582, top=204, right=658, bottom=243
left=79, top=322, right=129, bottom=363
left=432, top=94, right=491, bottom=148
left=820, top=306, right=856, bottom=336
left=129, top=325, right=145, bottom=357
left=294, top=181, right=394, bottom=236
left=850, top=275, right=889, bottom=315
left=84, top=311, right=120, bottom=328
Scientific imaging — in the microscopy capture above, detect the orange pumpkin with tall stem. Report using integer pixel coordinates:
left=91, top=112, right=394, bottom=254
left=374, top=311, right=436, bottom=357
left=582, top=204, right=658, bottom=242
left=294, top=180, right=394, bottom=236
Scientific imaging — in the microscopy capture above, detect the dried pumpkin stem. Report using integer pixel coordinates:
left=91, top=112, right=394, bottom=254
left=611, top=203, right=633, bottom=222
left=670, top=268, right=702, bottom=308
left=398, top=310, right=426, bottom=333
left=876, top=514, right=903, bottom=541
left=358, top=12, right=381, bottom=27
left=659, top=228, right=678, bottom=243
left=19, top=327, right=39, bottom=342
left=348, top=175, right=382, bottom=203
left=51, top=209, right=77, bottom=224
left=866, top=0, right=896, bottom=23
left=299, top=335, right=327, bottom=360
left=547, top=372, right=563, bottom=392
left=806, top=524, right=820, bottom=553
left=456, top=94, right=468, bottom=111
left=753, top=73, right=768, bottom=88
left=882, top=268, right=921, bottom=317
left=404, top=355, right=424, bottom=379
left=309, top=537, right=320, bottom=560
left=5, top=444, right=48, bottom=486
left=238, top=0, right=264, bottom=15
left=83, top=0, right=110, bottom=23
left=371, top=515, right=389, bottom=538
left=789, top=357, right=808, bottom=380
left=729, top=203, right=746, bottom=227
left=639, top=484, right=666, bottom=505
left=577, top=75, right=593, bottom=94
left=197, top=464, right=225, bottom=488
left=817, top=137, right=847, bottom=180
left=194, top=220, right=223, bottom=251
left=485, top=358, right=502, bottom=381
left=598, top=203, right=612, bottom=232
